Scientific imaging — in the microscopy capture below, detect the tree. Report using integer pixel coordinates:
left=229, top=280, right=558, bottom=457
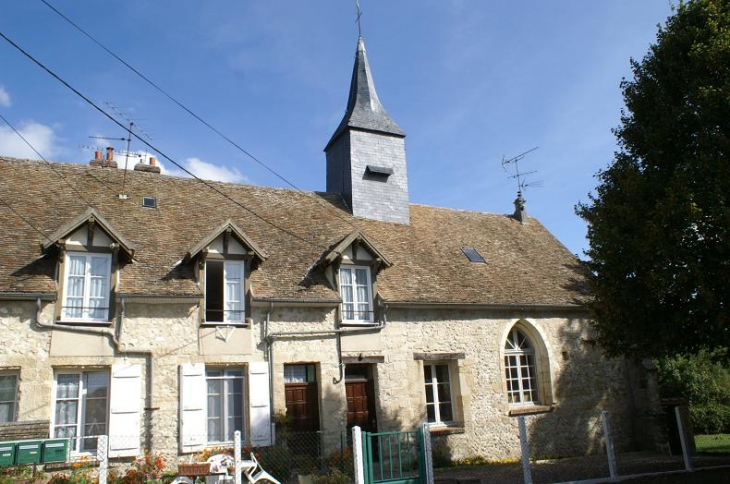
left=577, top=0, right=730, bottom=360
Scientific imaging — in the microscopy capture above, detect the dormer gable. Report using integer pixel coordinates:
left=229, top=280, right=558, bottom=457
left=322, top=230, right=391, bottom=325
left=185, top=220, right=267, bottom=268
left=186, top=220, right=267, bottom=325
left=322, top=230, right=391, bottom=271
left=41, top=207, right=135, bottom=261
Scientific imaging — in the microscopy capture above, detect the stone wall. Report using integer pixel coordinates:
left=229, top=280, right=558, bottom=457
left=0, top=299, right=655, bottom=463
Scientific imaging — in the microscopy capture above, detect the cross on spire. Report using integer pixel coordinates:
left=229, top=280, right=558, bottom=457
left=355, top=0, right=363, bottom=37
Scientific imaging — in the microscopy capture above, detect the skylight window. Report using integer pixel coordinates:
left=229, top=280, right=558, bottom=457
left=462, top=247, right=486, bottom=263
left=142, top=197, right=157, bottom=209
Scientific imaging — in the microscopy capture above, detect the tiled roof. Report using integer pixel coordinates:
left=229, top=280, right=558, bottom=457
left=0, top=157, right=589, bottom=307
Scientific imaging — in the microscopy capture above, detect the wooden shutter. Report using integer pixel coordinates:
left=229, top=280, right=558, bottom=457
left=179, top=363, right=206, bottom=453
left=248, top=362, right=271, bottom=446
left=108, top=364, right=141, bottom=457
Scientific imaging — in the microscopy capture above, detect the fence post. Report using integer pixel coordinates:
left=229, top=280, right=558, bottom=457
left=97, top=435, right=108, bottom=484
left=601, top=410, right=618, bottom=480
left=352, top=426, right=365, bottom=484
left=518, top=416, right=533, bottom=484
left=421, top=423, right=434, bottom=484
left=675, top=406, right=694, bottom=472
left=234, top=430, right=242, bottom=484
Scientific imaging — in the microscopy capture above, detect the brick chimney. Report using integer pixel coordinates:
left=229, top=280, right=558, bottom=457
left=89, top=147, right=118, bottom=168
left=134, top=156, right=161, bottom=174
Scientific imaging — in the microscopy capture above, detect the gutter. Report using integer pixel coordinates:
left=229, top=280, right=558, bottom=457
left=33, top=297, right=157, bottom=452
left=382, top=301, right=588, bottom=312
left=0, top=292, right=55, bottom=301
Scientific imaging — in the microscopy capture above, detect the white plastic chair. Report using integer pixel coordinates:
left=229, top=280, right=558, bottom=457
left=242, top=452, right=281, bottom=484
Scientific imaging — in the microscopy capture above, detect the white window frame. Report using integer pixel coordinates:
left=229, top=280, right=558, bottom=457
left=205, top=260, right=245, bottom=324
left=0, top=372, right=19, bottom=424
left=205, top=367, right=245, bottom=445
left=52, top=370, right=110, bottom=454
left=61, top=252, right=112, bottom=323
left=423, top=363, right=455, bottom=426
left=339, top=265, right=374, bottom=323
left=504, top=328, right=539, bottom=405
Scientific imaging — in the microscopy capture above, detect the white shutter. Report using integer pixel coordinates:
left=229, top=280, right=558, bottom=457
left=180, top=363, right=206, bottom=453
left=108, top=364, right=142, bottom=458
left=248, top=362, right=271, bottom=446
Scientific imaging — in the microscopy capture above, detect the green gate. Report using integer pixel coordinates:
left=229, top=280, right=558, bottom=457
left=361, top=427, right=430, bottom=484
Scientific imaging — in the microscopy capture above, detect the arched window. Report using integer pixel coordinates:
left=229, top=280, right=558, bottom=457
left=504, top=327, right=539, bottom=404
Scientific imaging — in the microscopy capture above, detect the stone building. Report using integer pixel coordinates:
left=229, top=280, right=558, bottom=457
left=0, top=36, right=660, bottom=463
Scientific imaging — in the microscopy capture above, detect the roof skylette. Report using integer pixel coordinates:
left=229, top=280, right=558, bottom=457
left=462, top=247, right=486, bottom=264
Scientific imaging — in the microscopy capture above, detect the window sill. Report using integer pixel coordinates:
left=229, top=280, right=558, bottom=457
left=508, top=404, right=553, bottom=416
left=56, top=320, right=112, bottom=327
left=427, top=425, right=465, bottom=436
left=340, top=321, right=379, bottom=327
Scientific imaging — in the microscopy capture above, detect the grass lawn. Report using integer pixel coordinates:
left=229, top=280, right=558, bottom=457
left=695, top=434, right=730, bottom=453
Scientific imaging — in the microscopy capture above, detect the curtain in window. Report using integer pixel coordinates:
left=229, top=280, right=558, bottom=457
left=66, top=255, right=86, bottom=318
left=340, top=268, right=355, bottom=320
left=88, top=256, right=110, bottom=319
left=0, top=375, right=17, bottom=423
left=355, top=268, right=370, bottom=319
left=224, top=263, right=243, bottom=322
left=54, top=374, right=80, bottom=439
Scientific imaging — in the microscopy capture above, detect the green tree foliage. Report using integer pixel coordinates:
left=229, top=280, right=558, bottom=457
left=656, top=349, right=730, bottom=434
left=577, top=0, right=730, bottom=360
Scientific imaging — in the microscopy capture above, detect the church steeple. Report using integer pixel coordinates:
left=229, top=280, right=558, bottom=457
left=325, top=38, right=404, bottom=150
left=325, top=37, right=410, bottom=225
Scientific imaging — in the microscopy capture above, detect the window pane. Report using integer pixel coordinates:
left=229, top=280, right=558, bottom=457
left=340, top=268, right=352, bottom=285
left=225, top=262, right=243, bottom=322
left=0, top=375, right=17, bottom=402
left=439, top=403, right=453, bottom=422
left=57, top=374, right=80, bottom=399
left=426, top=405, right=435, bottom=423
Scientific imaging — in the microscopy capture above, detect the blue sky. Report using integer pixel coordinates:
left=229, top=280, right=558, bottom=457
left=0, top=1, right=675, bottom=257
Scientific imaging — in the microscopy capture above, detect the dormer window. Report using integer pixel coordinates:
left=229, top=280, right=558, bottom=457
left=205, top=260, right=245, bottom=323
left=42, top=208, right=134, bottom=325
left=186, top=221, right=267, bottom=326
left=339, top=265, right=373, bottom=323
left=62, top=252, right=112, bottom=322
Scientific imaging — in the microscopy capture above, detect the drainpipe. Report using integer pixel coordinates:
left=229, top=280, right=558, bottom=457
left=34, top=297, right=157, bottom=451
left=265, top=302, right=275, bottom=441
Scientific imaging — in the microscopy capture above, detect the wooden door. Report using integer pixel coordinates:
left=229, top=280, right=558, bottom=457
left=285, top=382, right=320, bottom=432
left=346, top=376, right=376, bottom=433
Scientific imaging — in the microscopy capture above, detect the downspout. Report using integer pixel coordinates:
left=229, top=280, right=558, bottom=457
left=34, top=297, right=157, bottom=452
left=265, top=302, right=275, bottom=443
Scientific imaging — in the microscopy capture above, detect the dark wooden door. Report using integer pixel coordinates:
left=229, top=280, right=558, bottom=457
left=346, top=379, right=377, bottom=433
left=285, top=382, right=320, bottom=432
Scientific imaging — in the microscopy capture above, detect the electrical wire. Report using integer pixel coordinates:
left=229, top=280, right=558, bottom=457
left=0, top=30, right=324, bottom=249
left=39, top=0, right=300, bottom=191
left=0, top=112, right=99, bottom=207
left=38, top=0, right=367, bottom=238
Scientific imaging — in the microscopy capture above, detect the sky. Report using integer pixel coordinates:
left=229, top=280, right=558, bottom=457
left=0, top=1, right=677, bottom=257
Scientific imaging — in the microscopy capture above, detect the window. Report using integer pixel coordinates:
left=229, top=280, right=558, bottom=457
left=423, top=363, right=454, bottom=425
left=206, top=368, right=244, bottom=443
left=205, top=260, right=245, bottom=323
left=53, top=371, right=109, bottom=453
left=339, top=265, right=373, bottom=323
left=504, top=328, right=538, bottom=404
left=0, top=373, right=18, bottom=423
left=62, top=252, right=112, bottom=322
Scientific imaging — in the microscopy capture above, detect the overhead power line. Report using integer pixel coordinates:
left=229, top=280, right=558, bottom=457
left=39, top=0, right=299, bottom=191
left=0, top=30, right=322, bottom=249
left=37, top=0, right=368, bottom=239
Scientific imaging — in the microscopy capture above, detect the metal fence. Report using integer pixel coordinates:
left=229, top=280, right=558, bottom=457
left=433, top=410, right=730, bottom=484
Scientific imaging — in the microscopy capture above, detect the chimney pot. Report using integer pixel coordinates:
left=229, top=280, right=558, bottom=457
left=150, top=157, right=157, bottom=166
left=106, top=147, right=114, bottom=161
left=94, top=150, right=102, bottom=160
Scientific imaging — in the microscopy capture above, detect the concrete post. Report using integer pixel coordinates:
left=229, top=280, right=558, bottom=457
left=518, top=416, right=533, bottom=484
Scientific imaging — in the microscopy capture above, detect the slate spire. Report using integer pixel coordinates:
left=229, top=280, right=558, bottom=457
left=325, top=37, right=404, bottom=151
left=325, top=36, right=410, bottom=225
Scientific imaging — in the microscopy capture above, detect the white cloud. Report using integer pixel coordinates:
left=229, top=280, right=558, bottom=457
left=0, top=121, right=57, bottom=159
left=0, top=86, right=10, bottom=107
left=160, top=156, right=249, bottom=184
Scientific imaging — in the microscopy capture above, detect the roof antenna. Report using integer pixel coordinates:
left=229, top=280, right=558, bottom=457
left=355, top=0, right=363, bottom=38
left=501, top=147, right=542, bottom=223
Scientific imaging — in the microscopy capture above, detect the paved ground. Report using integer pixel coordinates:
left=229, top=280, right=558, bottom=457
left=432, top=452, right=730, bottom=484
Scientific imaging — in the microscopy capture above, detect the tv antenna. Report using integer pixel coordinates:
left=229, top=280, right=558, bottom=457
left=501, top=146, right=542, bottom=194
